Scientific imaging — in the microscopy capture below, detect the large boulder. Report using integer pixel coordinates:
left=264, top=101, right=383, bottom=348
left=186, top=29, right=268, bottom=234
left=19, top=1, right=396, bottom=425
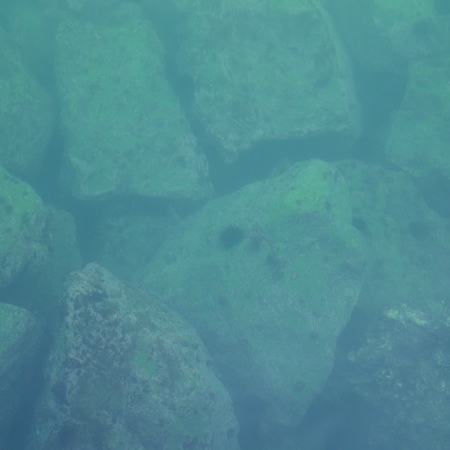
left=135, top=159, right=367, bottom=440
left=146, top=0, right=361, bottom=160
left=56, top=4, right=212, bottom=200
left=32, top=263, right=239, bottom=449
left=320, top=161, right=450, bottom=448
left=335, top=304, right=450, bottom=449
left=337, top=160, right=450, bottom=315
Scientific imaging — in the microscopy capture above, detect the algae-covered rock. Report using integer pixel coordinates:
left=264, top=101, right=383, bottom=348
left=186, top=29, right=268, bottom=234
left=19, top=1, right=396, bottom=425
left=337, top=304, right=450, bottom=449
left=325, top=161, right=450, bottom=447
left=0, top=303, right=44, bottom=447
left=135, top=159, right=367, bottom=437
left=386, top=56, right=450, bottom=179
left=0, top=165, right=47, bottom=286
left=32, top=263, right=238, bottom=449
left=337, top=160, right=450, bottom=317
left=0, top=28, right=55, bottom=178
left=326, top=0, right=450, bottom=72
left=56, top=4, right=212, bottom=200
left=150, top=0, right=361, bottom=160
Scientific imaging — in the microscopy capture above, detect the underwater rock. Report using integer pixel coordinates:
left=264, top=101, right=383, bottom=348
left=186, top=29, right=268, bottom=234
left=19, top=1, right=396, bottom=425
left=317, top=160, right=450, bottom=448
left=151, top=0, right=361, bottom=160
left=32, top=263, right=238, bottom=449
left=337, top=160, right=450, bottom=316
left=56, top=4, right=212, bottom=201
left=135, top=159, right=367, bottom=439
left=342, top=304, right=450, bottom=448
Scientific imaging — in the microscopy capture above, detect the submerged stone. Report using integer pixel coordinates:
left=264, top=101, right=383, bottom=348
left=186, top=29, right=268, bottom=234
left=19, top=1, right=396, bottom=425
left=56, top=4, right=212, bottom=201
left=32, top=263, right=238, bottom=449
left=135, top=159, right=367, bottom=438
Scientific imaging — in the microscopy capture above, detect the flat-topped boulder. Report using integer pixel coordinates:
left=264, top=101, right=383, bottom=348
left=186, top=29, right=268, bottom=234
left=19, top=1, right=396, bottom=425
left=148, top=0, right=361, bottom=160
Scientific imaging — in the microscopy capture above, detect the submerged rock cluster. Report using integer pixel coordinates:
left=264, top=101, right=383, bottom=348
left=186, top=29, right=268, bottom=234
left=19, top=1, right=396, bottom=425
left=0, top=0, right=450, bottom=448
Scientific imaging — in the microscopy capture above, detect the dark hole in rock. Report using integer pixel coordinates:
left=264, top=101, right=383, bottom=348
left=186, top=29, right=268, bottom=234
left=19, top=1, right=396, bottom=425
left=219, top=225, right=244, bottom=249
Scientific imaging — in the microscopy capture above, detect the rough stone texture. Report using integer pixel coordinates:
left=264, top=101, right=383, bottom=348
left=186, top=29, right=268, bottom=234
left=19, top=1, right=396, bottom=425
left=32, top=263, right=238, bottom=449
left=135, top=159, right=367, bottom=439
left=337, top=160, right=450, bottom=316
left=0, top=28, right=55, bottom=178
left=335, top=304, right=450, bottom=449
left=56, top=3, right=212, bottom=200
left=148, top=0, right=361, bottom=160
left=319, top=161, right=450, bottom=448
left=0, top=303, right=45, bottom=447
left=325, top=0, right=450, bottom=72
left=0, top=164, right=47, bottom=286
left=386, top=56, right=450, bottom=179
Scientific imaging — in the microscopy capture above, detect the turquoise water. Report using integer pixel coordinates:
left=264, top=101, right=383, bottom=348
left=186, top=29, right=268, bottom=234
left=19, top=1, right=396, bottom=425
left=1, top=0, right=449, bottom=448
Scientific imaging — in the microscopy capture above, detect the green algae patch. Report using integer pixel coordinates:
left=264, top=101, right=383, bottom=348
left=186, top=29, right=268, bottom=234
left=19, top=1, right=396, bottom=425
left=132, top=346, right=159, bottom=379
left=265, top=160, right=352, bottom=229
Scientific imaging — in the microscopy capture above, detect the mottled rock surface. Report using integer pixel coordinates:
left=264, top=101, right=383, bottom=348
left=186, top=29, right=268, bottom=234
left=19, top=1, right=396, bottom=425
left=147, top=0, right=361, bottom=160
left=321, top=161, right=450, bottom=448
left=337, top=160, right=450, bottom=315
left=32, top=263, right=238, bottom=449
left=135, top=159, right=366, bottom=437
left=56, top=4, right=212, bottom=200
left=336, top=304, right=450, bottom=449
